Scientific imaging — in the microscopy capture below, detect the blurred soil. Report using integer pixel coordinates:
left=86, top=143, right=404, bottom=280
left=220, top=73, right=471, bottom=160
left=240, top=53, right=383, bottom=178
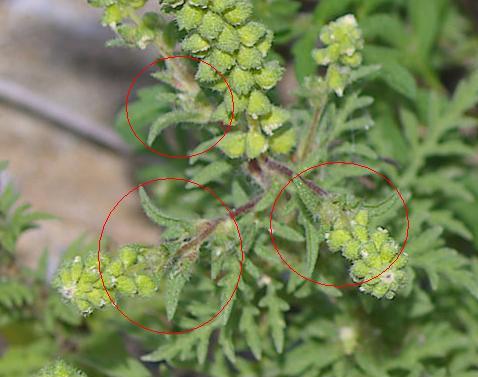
left=0, top=0, right=160, bottom=271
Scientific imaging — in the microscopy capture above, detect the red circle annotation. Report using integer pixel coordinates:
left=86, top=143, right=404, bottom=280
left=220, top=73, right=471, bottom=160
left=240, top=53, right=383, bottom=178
left=269, top=161, right=410, bottom=289
left=97, top=177, right=244, bottom=335
left=125, top=55, right=235, bottom=159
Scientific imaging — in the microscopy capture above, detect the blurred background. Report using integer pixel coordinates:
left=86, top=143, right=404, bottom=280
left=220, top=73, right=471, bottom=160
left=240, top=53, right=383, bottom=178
left=0, top=0, right=162, bottom=271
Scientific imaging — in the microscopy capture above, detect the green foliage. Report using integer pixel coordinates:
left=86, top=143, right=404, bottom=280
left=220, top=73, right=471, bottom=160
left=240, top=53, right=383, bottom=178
left=36, top=360, right=88, bottom=377
left=3, top=1, right=478, bottom=377
left=0, top=162, right=51, bottom=257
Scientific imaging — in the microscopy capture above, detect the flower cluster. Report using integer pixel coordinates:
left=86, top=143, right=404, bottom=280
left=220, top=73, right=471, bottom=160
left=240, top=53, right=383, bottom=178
left=325, top=208, right=408, bottom=299
left=36, top=360, right=87, bottom=377
left=312, top=14, right=364, bottom=96
left=54, top=245, right=166, bottom=315
left=161, top=0, right=294, bottom=158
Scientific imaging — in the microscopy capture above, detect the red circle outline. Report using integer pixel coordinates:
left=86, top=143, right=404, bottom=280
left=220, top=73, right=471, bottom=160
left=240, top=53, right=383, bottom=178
left=125, top=56, right=235, bottom=159
left=97, top=177, right=244, bottom=335
left=269, top=161, right=410, bottom=289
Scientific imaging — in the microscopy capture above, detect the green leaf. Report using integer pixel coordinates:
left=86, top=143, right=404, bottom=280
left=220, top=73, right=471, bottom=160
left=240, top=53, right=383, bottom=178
left=139, top=187, right=189, bottom=228
left=302, top=216, right=320, bottom=277
left=378, top=61, right=417, bottom=99
left=255, top=179, right=283, bottom=212
left=399, top=107, right=420, bottom=149
left=415, top=172, right=474, bottom=202
left=292, top=30, right=318, bottom=82
left=218, top=326, right=236, bottom=364
left=293, top=179, right=321, bottom=220
left=283, top=341, right=341, bottom=375
left=166, top=258, right=194, bottom=320
left=147, top=111, right=204, bottom=146
left=429, top=210, right=473, bottom=240
left=446, top=70, right=478, bottom=122
left=269, top=221, right=304, bottom=242
left=313, top=0, right=355, bottom=24
left=258, top=285, right=290, bottom=353
left=364, top=46, right=417, bottom=99
left=408, top=0, right=442, bottom=58
left=186, top=160, right=232, bottom=188
left=425, top=141, right=474, bottom=157
left=0, top=340, right=54, bottom=377
left=239, top=306, right=262, bottom=360
left=361, top=14, right=407, bottom=48
left=348, top=64, right=381, bottom=84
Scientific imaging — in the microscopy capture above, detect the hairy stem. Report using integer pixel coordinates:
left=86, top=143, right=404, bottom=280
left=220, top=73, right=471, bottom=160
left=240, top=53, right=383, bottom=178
left=175, top=195, right=263, bottom=257
left=263, top=157, right=329, bottom=196
left=296, top=95, right=328, bottom=161
left=126, top=7, right=200, bottom=95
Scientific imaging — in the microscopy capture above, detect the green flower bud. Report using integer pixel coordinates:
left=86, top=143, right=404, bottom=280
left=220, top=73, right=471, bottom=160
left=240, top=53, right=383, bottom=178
left=38, top=360, right=87, bottom=377
left=354, top=210, right=368, bottom=226
left=219, top=132, right=246, bottom=158
left=256, top=30, right=273, bottom=57
left=70, top=257, right=84, bottom=283
left=254, top=60, right=283, bottom=90
left=87, top=289, right=107, bottom=307
left=371, top=282, right=390, bottom=299
left=247, top=90, right=272, bottom=119
left=246, top=130, right=268, bottom=159
left=230, top=67, right=255, bottom=95
left=198, top=12, right=226, bottom=40
left=119, top=246, right=138, bottom=268
left=59, top=268, right=73, bottom=286
left=217, top=25, right=241, bottom=53
left=102, top=4, right=122, bottom=28
left=394, top=252, right=408, bottom=269
left=76, top=278, right=94, bottom=294
left=326, top=65, right=350, bottom=97
left=364, top=253, right=384, bottom=269
left=116, top=276, right=137, bottom=295
left=76, top=299, right=93, bottom=315
left=351, top=260, right=369, bottom=279
left=327, top=229, right=352, bottom=252
left=315, top=15, right=364, bottom=70
left=183, top=33, right=210, bottom=53
left=237, top=46, right=263, bottom=70
left=196, top=62, right=218, bottom=82
left=211, top=103, right=229, bottom=122
left=209, top=0, right=236, bottom=13
left=225, top=92, right=248, bottom=114
left=106, top=259, right=124, bottom=277
left=136, top=275, right=157, bottom=296
left=352, top=224, right=368, bottom=243
left=81, top=270, right=99, bottom=283
left=270, top=128, right=296, bottom=154
left=238, top=22, right=266, bottom=47
left=207, top=49, right=236, bottom=73
left=190, top=0, right=209, bottom=8
left=341, top=52, right=362, bottom=67
left=210, top=80, right=227, bottom=92
left=260, top=106, right=290, bottom=135
left=224, top=1, right=253, bottom=25
left=371, top=228, right=388, bottom=251
left=312, top=48, right=333, bottom=66
left=343, top=239, right=361, bottom=260
left=177, top=4, right=205, bottom=31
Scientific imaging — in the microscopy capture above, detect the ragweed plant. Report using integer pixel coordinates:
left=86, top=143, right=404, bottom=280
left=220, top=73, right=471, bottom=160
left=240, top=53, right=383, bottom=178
left=2, top=1, right=478, bottom=377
